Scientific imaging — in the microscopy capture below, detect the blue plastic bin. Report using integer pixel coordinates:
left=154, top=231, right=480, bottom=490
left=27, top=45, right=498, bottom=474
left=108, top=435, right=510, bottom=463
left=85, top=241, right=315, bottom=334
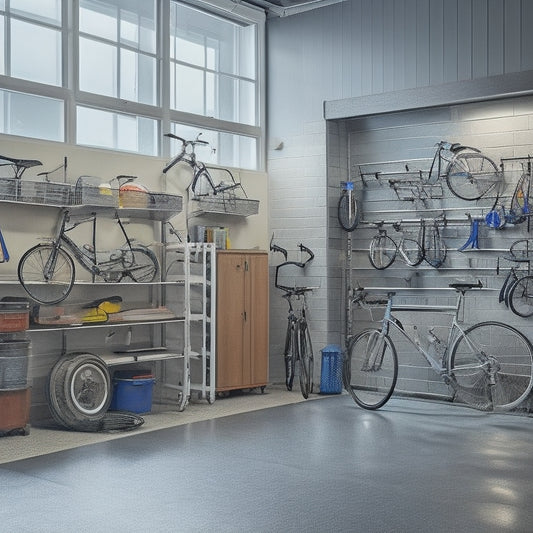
left=320, top=344, right=343, bottom=394
left=110, top=375, right=155, bottom=414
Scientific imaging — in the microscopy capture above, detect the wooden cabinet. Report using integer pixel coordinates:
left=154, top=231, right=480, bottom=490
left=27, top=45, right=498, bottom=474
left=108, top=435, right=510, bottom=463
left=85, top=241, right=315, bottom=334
left=216, top=250, right=268, bottom=392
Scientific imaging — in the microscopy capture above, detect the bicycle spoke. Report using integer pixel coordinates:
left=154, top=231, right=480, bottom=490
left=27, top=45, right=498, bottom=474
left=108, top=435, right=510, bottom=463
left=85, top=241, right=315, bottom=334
left=449, top=322, right=533, bottom=410
left=344, top=329, right=398, bottom=410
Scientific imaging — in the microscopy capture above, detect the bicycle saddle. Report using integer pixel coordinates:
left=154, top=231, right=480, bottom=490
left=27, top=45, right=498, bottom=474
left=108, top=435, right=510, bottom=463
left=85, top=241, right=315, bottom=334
left=0, top=154, right=42, bottom=178
left=449, top=280, right=483, bottom=291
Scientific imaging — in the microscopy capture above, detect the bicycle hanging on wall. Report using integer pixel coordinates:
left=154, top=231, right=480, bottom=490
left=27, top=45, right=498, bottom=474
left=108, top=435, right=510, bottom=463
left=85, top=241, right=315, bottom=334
left=359, top=139, right=502, bottom=202
left=271, top=238, right=315, bottom=399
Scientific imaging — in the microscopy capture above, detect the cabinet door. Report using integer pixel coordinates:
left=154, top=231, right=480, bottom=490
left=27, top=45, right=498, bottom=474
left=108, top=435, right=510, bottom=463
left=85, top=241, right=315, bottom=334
left=245, top=253, right=268, bottom=386
left=216, top=253, right=246, bottom=389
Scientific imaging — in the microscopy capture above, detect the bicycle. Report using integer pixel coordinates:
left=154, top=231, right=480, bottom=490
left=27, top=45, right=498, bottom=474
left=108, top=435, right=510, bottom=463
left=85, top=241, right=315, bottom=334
left=368, top=219, right=446, bottom=270
left=343, top=282, right=533, bottom=411
left=270, top=239, right=315, bottom=399
left=358, top=140, right=501, bottom=202
left=18, top=208, right=159, bottom=305
left=497, top=239, right=533, bottom=317
left=337, top=181, right=359, bottom=231
left=368, top=224, right=423, bottom=270
left=427, top=140, right=502, bottom=201
left=162, top=133, right=243, bottom=198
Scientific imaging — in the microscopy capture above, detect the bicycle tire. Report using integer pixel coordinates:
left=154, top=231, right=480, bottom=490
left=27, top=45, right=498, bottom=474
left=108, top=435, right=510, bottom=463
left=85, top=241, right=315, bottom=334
left=448, top=321, right=533, bottom=411
left=508, top=275, right=533, bottom=317
left=124, top=247, right=159, bottom=282
left=399, top=238, right=424, bottom=266
left=284, top=320, right=296, bottom=391
left=446, top=152, right=501, bottom=201
left=18, top=243, right=75, bottom=304
left=297, top=318, right=314, bottom=398
left=368, top=233, right=397, bottom=270
left=343, top=329, right=398, bottom=410
left=191, top=166, right=216, bottom=197
left=423, top=224, right=447, bottom=268
left=337, top=190, right=359, bottom=231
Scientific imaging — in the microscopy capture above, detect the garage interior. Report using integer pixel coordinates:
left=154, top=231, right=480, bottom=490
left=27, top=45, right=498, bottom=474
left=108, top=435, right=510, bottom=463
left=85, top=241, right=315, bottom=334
left=2, top=1, right=533, bottom=531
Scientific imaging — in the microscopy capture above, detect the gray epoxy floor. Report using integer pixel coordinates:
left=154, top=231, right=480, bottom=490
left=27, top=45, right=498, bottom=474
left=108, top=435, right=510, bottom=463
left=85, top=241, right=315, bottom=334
left=1, top=395, right=533, bottom=533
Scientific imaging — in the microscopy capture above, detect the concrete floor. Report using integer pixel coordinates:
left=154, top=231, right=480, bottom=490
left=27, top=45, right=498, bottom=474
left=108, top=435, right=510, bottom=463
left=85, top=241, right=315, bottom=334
left=1, top=395, right=533, bottom=533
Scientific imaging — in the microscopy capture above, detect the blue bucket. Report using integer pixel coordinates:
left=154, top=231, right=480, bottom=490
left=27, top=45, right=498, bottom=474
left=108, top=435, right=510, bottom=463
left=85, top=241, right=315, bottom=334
left=110, top=376, right=155, bottom=414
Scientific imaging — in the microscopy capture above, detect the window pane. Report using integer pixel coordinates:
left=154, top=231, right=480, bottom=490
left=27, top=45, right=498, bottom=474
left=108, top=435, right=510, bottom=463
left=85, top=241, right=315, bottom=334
left=77, top=106, right=158, bottom=156
left=170, top=123, right=257, bottom=170
left=120, top=49, right=156, bottom=105
left=171, top=1, right=256, bottom=79
left=79, top=37, right=117, bottom=97
left=10, top=0, right=61, bottom=25
left=120, top=1, right=156, bottom=54
left=172, top=63, right=204, bottom=115
left=216, top=75, right=255, bottom=126
left=11, top=19, right=61, bottom=85
left=0, top=90, right=63, bottom=141
left=80, top=0, right=117, bottom=41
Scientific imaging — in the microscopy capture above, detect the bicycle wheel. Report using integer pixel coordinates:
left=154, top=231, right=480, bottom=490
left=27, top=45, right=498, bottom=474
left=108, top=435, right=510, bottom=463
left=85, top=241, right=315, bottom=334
left=284, top=320, right=296, bottom=391
left=446, top=152, right=501, bottom=201
left=399, top=238, right=423, bottom=266
left=509, top=276, right=533, bottom=317
left=343, top=329, right=398, bottom=410
left=337, top=190, right=359, bottom=231
left=368, top=233, right=397, bottom=270
left=448, top=322, right=533, bottom=411
left=191, top=167, right=215, bottom=197
left=423, top=224, right=447, bottom=268
left=297, top=319, right=314, bottom=398
left=18, top=243, right=75, bottom=304
left=124, top=247, right=159, bottom=282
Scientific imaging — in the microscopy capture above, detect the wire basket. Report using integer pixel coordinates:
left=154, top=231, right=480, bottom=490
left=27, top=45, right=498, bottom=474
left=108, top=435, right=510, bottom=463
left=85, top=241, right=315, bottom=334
left=190, top=194, right=259, bottom=216
left=74, top=176, right=118, bottom=207
left=0, top=177, right=72, bottom=205
left=19, top=180, right=72, bottom=205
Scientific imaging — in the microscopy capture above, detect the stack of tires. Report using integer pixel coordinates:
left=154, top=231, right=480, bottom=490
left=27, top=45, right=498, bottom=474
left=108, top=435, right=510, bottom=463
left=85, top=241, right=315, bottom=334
left=47, top=353, right=145, bottom=432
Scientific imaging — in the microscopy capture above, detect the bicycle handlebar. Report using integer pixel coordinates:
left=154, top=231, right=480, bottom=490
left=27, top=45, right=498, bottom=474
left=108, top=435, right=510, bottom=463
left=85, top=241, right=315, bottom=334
left=270, top=239, right=315, bottom=293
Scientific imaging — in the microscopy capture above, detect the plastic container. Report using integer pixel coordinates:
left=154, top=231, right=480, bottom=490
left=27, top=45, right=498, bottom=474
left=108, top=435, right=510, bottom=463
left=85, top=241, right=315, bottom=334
left=0, top=299, right=29, bottom=332
left=0, top=339, right=30, bottom=389
left=320, top=344, right=343, bottom=394
left=110, top=372, right=155, bottom=414
left=0, top=387, right=31, bottom=435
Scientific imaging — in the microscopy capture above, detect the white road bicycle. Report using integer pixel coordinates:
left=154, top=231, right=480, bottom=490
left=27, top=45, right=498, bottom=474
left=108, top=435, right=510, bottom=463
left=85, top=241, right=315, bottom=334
left=343, top=282, right=533, bottom=411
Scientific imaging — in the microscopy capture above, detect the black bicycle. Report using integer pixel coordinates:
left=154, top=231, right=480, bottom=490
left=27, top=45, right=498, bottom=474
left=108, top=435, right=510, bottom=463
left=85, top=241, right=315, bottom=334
left=271, top=239, right=315, bottom=399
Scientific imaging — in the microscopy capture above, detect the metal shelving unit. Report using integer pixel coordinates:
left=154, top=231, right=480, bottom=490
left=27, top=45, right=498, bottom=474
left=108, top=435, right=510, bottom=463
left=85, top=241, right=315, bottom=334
left=165, top=242, right=216, bottom=408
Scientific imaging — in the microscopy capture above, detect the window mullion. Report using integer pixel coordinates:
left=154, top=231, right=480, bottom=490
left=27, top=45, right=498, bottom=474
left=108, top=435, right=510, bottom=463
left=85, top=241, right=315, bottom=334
left=160, top=0, right=171, bottom=157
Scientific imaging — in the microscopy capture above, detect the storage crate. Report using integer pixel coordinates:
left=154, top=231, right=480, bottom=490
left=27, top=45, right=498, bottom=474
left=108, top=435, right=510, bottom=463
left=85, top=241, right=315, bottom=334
left=110, top=374, right=155, bottom=414
left=320, top=344, right=343, bottom=394
left=0, top=387, right=31, bottom=435
left=0, top=299, right=29, bottom=332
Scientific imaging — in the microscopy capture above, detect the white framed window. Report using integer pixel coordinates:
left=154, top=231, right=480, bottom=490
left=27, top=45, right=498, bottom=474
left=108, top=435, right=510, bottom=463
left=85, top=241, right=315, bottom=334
left=169, top=1, right=257, bottom=127
left=0, top=1, right=265, bottom=169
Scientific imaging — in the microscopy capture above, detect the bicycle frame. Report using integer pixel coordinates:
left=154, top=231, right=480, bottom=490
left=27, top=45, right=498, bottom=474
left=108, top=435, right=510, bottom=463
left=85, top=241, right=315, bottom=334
left=44, top=209, right=137, bottom=280
left=371, top=288, right=486, bottom=378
